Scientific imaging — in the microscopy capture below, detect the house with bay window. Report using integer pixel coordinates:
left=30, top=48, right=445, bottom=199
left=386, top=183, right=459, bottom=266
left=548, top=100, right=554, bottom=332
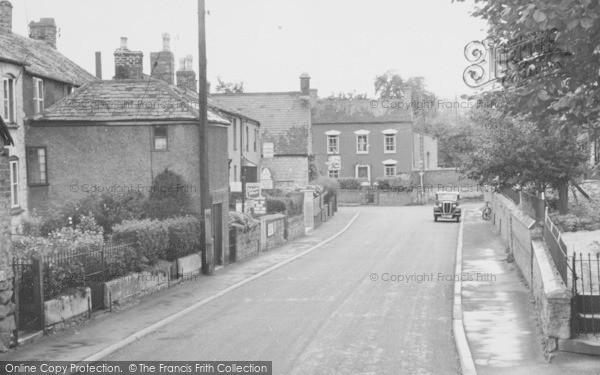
left=312, top=96, right=438, bottom=181
left=0, top=0, right=97, bottom=230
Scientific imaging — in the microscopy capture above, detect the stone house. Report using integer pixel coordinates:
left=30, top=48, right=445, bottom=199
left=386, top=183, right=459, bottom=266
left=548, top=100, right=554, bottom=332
left=28, top=38, right=233, bottom=267
left=148, top=34, right=261, bottom=193
left=312, top=97, right=438, bottom=181
left=211, top=74, right=314, bottom=188
left=0, top=0, right=97, bottom=231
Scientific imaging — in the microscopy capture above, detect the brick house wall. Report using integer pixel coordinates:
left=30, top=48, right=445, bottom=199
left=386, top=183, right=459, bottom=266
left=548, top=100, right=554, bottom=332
left=312, top=122, right=413, bottom=180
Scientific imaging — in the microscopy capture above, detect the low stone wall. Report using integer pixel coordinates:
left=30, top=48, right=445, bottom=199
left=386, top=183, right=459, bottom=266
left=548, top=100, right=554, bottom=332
left=103, top=270, right=170, bottom=308
left=286, top=215, right=305, bottom=241
left=176, top=253, right=202, bottom=277
left=491, top=193, right=571, bottom=340
left=234, top=225, right=261, bottom=261
left=376, top=191, right=423, bottom=206
left=261, top=214, right=286, bottom=251
left=44, top=287, right=91, bottom=331
left=337, top=189, right=364, bottom=205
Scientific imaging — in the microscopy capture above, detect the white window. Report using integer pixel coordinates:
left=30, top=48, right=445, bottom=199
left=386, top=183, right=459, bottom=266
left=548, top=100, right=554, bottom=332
left=2, top=76, right=16, bottom=123
left=27, top=147, right=47, bottom=185
left=327, top=135, right=339, bottom=154
left=357, top=134, right=368, bottom=154
left=355, top=163, right=371, bottom=181
left=33, top=77, right=44, bottom=114
left=384, top=164, right=396, bottom=177
left=384, top=134, right=396, bottom=153
left=153, top=126, right=168, bottom=150
left=328, top=170, right=340, bottom=178
left=9, top=159, right=19, bottom=208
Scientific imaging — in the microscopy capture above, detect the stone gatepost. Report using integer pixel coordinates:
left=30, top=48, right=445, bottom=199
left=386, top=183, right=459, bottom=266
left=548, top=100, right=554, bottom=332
left=0, top=150, right=15, bottom=351
left=303, top=190, right=314, bottom=232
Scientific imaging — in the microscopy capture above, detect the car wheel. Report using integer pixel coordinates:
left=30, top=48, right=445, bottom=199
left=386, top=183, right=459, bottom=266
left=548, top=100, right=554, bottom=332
left=456, top=217, right=460, bottom=222
left=434, top=216, right=438, bottom=222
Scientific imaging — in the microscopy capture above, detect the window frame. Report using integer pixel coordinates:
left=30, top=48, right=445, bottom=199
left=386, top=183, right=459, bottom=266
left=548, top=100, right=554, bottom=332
left=384, top=133, right=396, bottom=153
left=9, top=159, right=19, bottom=208
left=356, top=134, right=368, bottom=154
left=33, top=77, right=44, bottom=114
left=327, top=135, right=339, bottom=154
left=2, top=75, right=16, bottom=124
left=328, top=170, right=340, bottom=178
left=384, top=164, right=396, bottom=177
left=26, top=146, right=48, bottom=186
left=152, top=125, right=168, bottom=151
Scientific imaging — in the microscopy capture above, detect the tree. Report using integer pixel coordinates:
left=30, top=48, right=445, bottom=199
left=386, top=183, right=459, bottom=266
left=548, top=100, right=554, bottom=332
left=459, top=0, right=600, bottom=133
left=461, top=108, right=587, bottom=213
left=374, top=71, right=438, bottom=119
left=144, top=169, right=194, bottom=219
left=215, top=77, right=244, bottom=94
left=325, top=91, right=368, bottom=100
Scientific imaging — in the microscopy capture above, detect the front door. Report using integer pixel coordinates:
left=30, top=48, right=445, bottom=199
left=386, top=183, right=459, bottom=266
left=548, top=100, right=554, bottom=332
left=357, top=165, right=369, bottom=180
left=212, top=203, right=223, bottom=266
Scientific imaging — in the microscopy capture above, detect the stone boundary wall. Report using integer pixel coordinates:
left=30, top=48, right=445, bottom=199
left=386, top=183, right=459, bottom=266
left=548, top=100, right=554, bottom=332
left=260, top=214, right=286, bottom=251
left=234, top=225, right=261, bottom=261
left=103, top=270, right=170, bottom=308
left=337, top=189, right=364, bottom=205
left=286, top=215, right=305, bottom=241
left=44, top=287, right=91, bottom=332
left=491, top=193, right=571, bottom=340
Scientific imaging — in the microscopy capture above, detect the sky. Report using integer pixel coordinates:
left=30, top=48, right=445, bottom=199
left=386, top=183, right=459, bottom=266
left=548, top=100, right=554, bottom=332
left=9, top=0, right=488, bottom=99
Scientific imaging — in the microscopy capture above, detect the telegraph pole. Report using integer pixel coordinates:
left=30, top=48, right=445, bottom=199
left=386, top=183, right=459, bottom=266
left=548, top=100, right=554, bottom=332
left=198, top=0, right=213, bottom=275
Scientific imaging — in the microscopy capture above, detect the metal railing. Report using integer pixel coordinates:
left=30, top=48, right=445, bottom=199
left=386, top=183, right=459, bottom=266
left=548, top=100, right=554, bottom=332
left=542, top=208, right=570, bottom=285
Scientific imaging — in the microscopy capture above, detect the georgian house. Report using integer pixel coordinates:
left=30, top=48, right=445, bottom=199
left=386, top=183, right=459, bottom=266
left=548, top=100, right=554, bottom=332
left=311, top=96, right=438, bottom=181
left=0, top=0, right=97, bottom=230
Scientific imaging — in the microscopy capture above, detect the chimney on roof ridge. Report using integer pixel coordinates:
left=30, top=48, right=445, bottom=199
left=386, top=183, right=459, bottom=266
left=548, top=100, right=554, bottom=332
left=150, top=33, right=175, bottom=84
left=29, top=17, right=57, bottom=49
left=114, top=37, right=144, bottom=80
left=0, top=0, right=12, bottom=33
left=176, top=54, right=197, bottom=92
left=300, top=73, right=310, bottom=96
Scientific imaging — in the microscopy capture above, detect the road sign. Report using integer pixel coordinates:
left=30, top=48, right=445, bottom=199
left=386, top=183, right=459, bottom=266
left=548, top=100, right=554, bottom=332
left=246, top=183, right=261, bottom=199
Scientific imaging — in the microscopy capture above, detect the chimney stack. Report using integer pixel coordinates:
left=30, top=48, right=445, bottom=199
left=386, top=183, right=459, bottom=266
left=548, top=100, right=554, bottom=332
left=114, top=37, right=144, bottom=80
left=95, top=51, right=102, bottom=79
left=29, top=18, right=57, bottom=48
left=176, top=54, right=197, bottom=92
left=300, top=73, right=310, bottom=96
left=0, top=0, right=12, bottom=33
left=150, top=33, right=175, bottom=84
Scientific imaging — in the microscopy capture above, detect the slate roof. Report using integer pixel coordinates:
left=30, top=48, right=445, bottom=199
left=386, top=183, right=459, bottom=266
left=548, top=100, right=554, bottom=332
left=312, top=99, right=413, bottom=124
left=211, top=92, right=311, bottom=155
left=0, top=30, right=96, bottom=86
left=31, top=78, right=229, bottom=125
left=173, top=87, right=260, bottom=126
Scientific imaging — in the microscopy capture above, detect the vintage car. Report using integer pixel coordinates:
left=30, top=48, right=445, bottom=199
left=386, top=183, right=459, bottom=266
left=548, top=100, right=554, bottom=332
left=433, top=192, right=461, bottom=222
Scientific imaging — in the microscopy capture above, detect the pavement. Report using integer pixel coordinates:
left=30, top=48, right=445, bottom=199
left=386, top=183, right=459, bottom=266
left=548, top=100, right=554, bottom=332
left=3, top=208, right=359, bottom=362
left=460, top=205, right=600, bottom=375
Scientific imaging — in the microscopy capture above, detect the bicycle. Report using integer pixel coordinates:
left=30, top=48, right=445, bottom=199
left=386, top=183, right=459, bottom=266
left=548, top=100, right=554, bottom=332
left=482, top=201, right=492, bottom=221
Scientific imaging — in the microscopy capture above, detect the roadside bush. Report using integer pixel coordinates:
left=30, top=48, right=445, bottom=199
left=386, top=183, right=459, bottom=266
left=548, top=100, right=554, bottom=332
left=337, top=177, right=365, bottom=190
left=105, top=245, right=143, bottom=279
left=163, top=216, right=202, bottom=261
left=144, top=169, right=194, bottom=219
left=375, top=174, right=413, bottom=191
left=549, top=213, right=600, bottom=232
left=229, top=211, right=260, bottom=230
left=112, top=219, right=169, bottom=265
left=311, top=176, right=340, bottom=197
left=43, top=261, right=86, bottom=301
left=266, top=198, right=287, bottom=214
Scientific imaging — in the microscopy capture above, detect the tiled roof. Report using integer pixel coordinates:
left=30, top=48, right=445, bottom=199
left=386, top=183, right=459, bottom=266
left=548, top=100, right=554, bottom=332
left=312, top=99, right=413, bottom=124
left=0, top=30, right=96, bottom=86
left=172, top=87, right=260, bottom=126
left=211, top=92, right=311, bottom=155
left=31, top=78, right=230, bottom=124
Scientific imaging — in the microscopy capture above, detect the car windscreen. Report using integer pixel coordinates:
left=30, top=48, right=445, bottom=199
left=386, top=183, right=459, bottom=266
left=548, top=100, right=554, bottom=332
left=436, top=193, right=458, bottom=201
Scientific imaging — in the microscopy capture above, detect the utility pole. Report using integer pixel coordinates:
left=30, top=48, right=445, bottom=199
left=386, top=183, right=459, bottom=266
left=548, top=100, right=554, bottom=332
left=419, top=90, right=425, bottom=202
left=198, top=0, right=213, bottom=275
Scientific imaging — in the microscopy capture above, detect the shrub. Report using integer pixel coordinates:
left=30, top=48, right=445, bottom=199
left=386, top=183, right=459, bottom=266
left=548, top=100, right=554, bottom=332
left=229, top=211, right=259, bottom=230
left=105, top=245, right=142, bottom=279
left=375, top=174, right=413, bottom=191
left=266, top=198, right=287, bottom=214
left=337, top=177, right=365, bottom=190
left=144, top=169, right=194, bottom=219
left=163, top=216, right=202, bottom=261
left=112, top=219, right=169, bottom=265
left=549, top=213, right=600, bottom=232
left=42, top=261, right=86, bottom=301
left=311, top=176, right=340, bottom=197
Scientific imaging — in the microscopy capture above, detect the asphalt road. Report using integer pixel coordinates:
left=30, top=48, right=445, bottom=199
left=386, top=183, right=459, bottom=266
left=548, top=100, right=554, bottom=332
left=106, top=206, right=461, bottom=374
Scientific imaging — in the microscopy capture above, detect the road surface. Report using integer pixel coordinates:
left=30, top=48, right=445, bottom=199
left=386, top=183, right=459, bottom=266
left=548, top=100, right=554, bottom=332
left=106, top=206, right=461, bottom=374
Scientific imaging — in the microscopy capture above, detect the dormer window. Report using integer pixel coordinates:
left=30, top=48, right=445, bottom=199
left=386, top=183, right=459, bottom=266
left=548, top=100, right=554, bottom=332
left=2, top=75, right=16, bottom=123
left=33, top=77, right=44, bottom=114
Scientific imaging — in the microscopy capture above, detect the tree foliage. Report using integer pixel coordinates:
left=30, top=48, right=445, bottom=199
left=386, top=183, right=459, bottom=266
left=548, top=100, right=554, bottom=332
left=325, top=91, right=368, bottom=100
left=374, top=71, right=438, bottom=118
left=144, top=169, right=194, bottom=219
left=215, top=77, right=245, bottom=94
left=460, top=0, right=600, bottom=133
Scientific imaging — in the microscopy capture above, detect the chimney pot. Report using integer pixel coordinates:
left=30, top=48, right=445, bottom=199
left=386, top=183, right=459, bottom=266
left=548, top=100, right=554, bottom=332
left=185, top=54, right=193, bottom=70
left=0, top=0, right=12, bottom=33
left=179, top=57, right=186, bottom=71
left=120, top=37, right=128, bottom=49
left=162, top=32, right=171, bottom=51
